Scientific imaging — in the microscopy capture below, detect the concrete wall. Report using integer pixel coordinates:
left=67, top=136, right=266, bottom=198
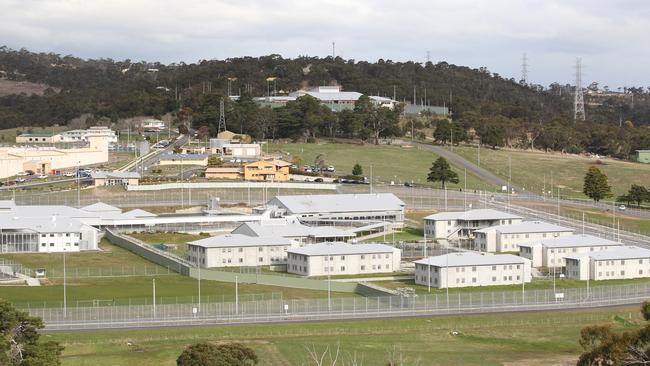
left=287, top=249, right=401, bottom=277
left=414, top=261, right=531, bottom=289
left=105, top=230, right=191, bottom=275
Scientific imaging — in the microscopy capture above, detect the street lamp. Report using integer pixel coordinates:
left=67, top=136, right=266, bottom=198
left=63, top=249, right=67, bottom=318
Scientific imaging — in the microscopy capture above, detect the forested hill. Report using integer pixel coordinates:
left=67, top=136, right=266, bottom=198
left=0, top=47, right=649, bottom=158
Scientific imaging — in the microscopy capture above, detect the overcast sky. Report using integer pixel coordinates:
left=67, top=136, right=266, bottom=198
left=3, top=0, right=649, bottom=89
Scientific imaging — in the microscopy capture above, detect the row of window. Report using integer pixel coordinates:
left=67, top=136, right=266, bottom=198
left=41, top=242, right=78, bottom=247
left=417, top=275, right=522, bottom=285
left=41, top=233, right=77, bottom=238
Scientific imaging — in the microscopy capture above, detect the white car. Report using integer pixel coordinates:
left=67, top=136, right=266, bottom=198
left=618, top=205, right=627, bottom=211
left=16, top=171, right=29, bottom=176
left=15, top=178, right=25, bottom=183
left=36, top=174, right=47, bottom=179
left=63, top=172, right=76, bottom=177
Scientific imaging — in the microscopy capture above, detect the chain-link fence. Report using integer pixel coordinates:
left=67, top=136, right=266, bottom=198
left=29, top=281, right=650, bottom=330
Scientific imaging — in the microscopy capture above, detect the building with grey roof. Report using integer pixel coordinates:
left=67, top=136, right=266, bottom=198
left=0, top=215, right=99, bottom=253
left=286, top=242, right=401, bottom=276
left=566, top=246, right=650, bottom=281
left=424, top=209, right=523, bottom=241
left=414, top=252, right=531, bottom=288
left=91, top=171, right=140, bottom=187
left=231, top=217, right=354, bottom=244
left=187, top=234, right=295, bottom=268
left=474, top=221, right=574, bottom=252
left=267, top=193, right=405, bottom=228
left=519, top=234, right=623, bottom=268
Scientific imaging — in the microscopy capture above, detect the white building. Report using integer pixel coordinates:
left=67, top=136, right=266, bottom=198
left=268, top=193, right=405, bottom=228
left=287, top=242, right=401, bottom=277
left=424, top=209, right=523, bottom=240
left=231, top=216, right=354, bottom=244
left=187, top=234, right=295, bottom=268
left=0, top=215, right=99, bottom=253
left=566, top=246, right=650, bottom=281
left=59, top=127, right=118, bottom=144
left=141, top=119, right=166, bottom=132
left=414, top=252, right=532, bottom=289
left=209, top=139, right=261, bottom=161
left=519, top=234, right=623, bottom=268
left=474, top=221, right=574, bottom=252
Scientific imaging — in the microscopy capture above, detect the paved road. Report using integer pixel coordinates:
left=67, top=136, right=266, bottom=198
left=413, top=142, right=518, bottom=191
left=126, top=134, right=190, bottom=173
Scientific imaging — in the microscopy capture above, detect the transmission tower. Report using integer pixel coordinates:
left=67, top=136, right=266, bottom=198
left=218, top=98, right=227, bottom=134
left=574, top=58, right=586, bottom=122
left=521, top=53, right=528, bottom=84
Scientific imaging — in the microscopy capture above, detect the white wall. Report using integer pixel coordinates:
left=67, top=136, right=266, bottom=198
left=189, top=243, right=293, bottom=268
left=414, top=260, right=532, bottom=288
left=287, top=249, right=401, bottom=276
left=543, top=244, right=621, bottom=268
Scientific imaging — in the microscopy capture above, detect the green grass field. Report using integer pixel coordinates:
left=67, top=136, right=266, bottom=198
left=268, top=142, right=494, bottom=191
left=514, top=200, right=650, bottom=236
left=128, top=232, right=209, bottom=257
left=372, top=277, right=650, bottom=295
left=0, top=239, right=353, bottom=308
left=451, top=145, right=650, bottom=199
left=48, top=306, right=644, bottom=365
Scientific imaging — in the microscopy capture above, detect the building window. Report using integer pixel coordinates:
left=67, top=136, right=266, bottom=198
left=492, top=276, right=496, bottom=282
left=259, top=257, right=263, bottom=262
left=340, top=266, right=345, bottom=271
left=472, top=266, right=476, bottom=272
left=238, top=248, right=243, bottom=252
left=259, top=247, right=263, bottom=252
left=492, top=265, right=496, bottom=270
left=361, top=265, right=365, bottom=270
left=239, top=258, right=243, bottom=263
left=621, top=270, right=625, bottom=276
left=472, top=277, right=476, bottom=283
left=360, top=255, right=365, bottom=260
left=341, top=256, right=345, bottom=260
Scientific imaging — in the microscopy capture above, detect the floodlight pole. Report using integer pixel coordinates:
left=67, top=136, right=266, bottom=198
left=235, top=275, right=239, bottom=315
left=63, top=249, right=67, bottom=318
left=152, top=278, right=156, bottom=318
left=425, top=231, right=430, bottom=293
left=198, top=265, right=201, bottom=312
left=76, top=161, right=80, bottom=208
left=327, top=242, right=332, bottom=311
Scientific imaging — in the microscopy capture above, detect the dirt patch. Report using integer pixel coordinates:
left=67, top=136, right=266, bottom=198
left=0, top=79, right=61, bottom=96
left=503, top=354, right=577, bottom=366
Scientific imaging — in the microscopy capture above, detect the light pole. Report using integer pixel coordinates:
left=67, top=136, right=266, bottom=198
left=152, top=278, right=156, bottom=318
left=198, top=264, right=201, bottom=312
left=63, top=249, right=67, bottom=318
left=235, top=275, right=239, bottom=315
left=76, top=161, right=80, bottom=208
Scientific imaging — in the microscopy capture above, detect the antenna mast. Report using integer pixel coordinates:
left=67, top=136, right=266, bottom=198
left=218, top=98, right=227, bottom=134
left=574, top=58, right=586, bottom=122
left=521, top=53, right=528, bottom=84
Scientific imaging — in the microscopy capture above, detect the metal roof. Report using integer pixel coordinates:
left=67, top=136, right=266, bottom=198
left=0, top=215, right=87, bottom=233
left=188, top=234, right=292, bottom=248
left=91, top=171, right=141, bottom=179
left=122, top=209, right=157, bottom=218
left=414, top=252, right=528, bottom=267
left=288, top=242, right=397, bottom=256
left=475, top=221, right=574, bottom=234
left=566, top=246, right=650, bottom=261
left=269, top=193, right=405, bottom=214
left=518, top=234, right=622, bottom=249
left=161, top=153, right=208, bottom=160
left=425, top=209, right=522, bottom=221
left=233, top=218, right=353, bottom=238
left=81, top=202, right=122, bottom=213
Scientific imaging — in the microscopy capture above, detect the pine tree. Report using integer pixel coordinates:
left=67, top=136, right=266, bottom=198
left=427, top=157, right=459, bottom=188
left=583, top=166, right=612, bottom=202
left=352, top=163, right=363, bottom=176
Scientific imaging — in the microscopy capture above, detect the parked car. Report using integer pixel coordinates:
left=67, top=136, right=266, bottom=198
left=326, top=165, right=335, bottom=172
left=36, top=174, right=48, bottom=179
left=314, top=178, right=323, bottom=182
left=63, top=172, right=76, bottom=177
left=15, top=178, right=25, bottom=183
left=25, top=170, right=35, bottom=176
left=16, top=171, right=29, bottom=176
left=404, top=182, right=414, bottom=187
left=618, top=204, right=627, bottom=211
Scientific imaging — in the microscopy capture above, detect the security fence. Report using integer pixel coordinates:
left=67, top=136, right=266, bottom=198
left=30, top=281, right=650, bottom=330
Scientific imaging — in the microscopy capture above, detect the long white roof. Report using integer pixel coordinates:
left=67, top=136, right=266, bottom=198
left=270, top=193, right=405, bottom=214
left=414, top=252, right=527, bottom=267
left=188, top=234, right=292, bottom=248
left=288, top=242, right=396, bottom=256
left=425, top=209, right=522, bottom=221
left=234, top=218, right=353, bottom=238
left=0, top=215, right=88, bottom=233
left=567, top=246, right=650, bottom=261
left=518, top=234, right=622, bottom=249
left=475, top=221, right=574, bottom=234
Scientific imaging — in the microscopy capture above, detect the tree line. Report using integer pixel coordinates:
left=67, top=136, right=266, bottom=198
left=1, top=47, right=650, bottom=158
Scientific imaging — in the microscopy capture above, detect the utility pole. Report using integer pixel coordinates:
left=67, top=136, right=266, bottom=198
left=235, top=275, right=239, bottom=315
left=152, top=278, right=156, bottom=318
left=63, top=250, right=67, bottom=318
left=218, top=98, right=227, bottom=134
